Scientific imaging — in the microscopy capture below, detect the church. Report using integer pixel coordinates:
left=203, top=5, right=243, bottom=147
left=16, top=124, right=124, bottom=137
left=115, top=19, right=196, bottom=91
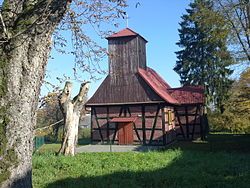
left=86, top=28, right=205, bottom=145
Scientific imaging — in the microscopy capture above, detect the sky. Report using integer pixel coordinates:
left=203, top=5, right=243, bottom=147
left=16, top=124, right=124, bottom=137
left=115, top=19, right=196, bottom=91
left=41, top=0, right=192, bottom=97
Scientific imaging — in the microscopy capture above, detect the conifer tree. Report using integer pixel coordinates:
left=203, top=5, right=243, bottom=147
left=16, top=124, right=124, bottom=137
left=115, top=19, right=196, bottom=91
left=174, top=0, right=234, bottom=112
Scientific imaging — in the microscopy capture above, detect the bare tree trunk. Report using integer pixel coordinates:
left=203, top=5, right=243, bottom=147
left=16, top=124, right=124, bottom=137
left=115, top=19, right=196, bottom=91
left=58, top=81, right=89, bottom=156
left=0, top=1, right=70, bottom=187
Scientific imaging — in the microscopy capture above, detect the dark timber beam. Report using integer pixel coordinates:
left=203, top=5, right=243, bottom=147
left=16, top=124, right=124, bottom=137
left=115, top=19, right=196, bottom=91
left=185, top=106, right=189, bottom=139
left=93, top=108, right=104, bottom=142
left=127, top=107, right=131, bottom=117
left=124, top=106, right=127, bottom=117
left=161, top=108, right=166, bottom=145
left=90, top=108, right=94, bottom=144
left=149, top=105, right=160, bottom=144
left=107, top=107, right=110, bottom=142
left=133, top=122, right=142, bottom=143
left=142, top=105, right=146, bottom=145
left=119, top=106, right=124, bottom=117
left=175, top=108, right=185, bottom=139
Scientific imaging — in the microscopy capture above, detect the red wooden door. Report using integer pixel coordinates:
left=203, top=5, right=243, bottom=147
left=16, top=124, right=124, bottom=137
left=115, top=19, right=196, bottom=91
left=117, top=122, right=133, bottom=145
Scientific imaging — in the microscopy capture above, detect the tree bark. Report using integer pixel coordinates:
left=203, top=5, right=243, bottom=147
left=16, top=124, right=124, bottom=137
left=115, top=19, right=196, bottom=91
left=0, top=0, right=70, bottom=187
left=58, top=81, right=89, bottom=156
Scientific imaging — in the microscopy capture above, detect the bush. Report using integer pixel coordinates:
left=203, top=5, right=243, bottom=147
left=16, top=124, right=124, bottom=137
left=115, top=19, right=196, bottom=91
left=208, top=111, right=250, bottom=134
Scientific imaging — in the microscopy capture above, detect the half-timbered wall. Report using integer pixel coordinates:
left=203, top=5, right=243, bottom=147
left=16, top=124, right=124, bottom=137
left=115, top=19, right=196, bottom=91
left=90, top=104, right=204, bottom=145
left=174, top=105, right=202, bottom=140
left=91, top=104, right=177, bottom=145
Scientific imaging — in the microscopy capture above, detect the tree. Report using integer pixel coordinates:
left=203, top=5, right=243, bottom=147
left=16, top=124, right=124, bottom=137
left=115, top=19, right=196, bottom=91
left=227, top=67, right=250, bottom=115
left=0, top=0, right=126, bottom=187
left=213, top=0, right=250, bottom=64
left=209, top=68, right=250, bottom=133
left=58, top=81, right=89, bottom=156
left=174, top=0, right=234, bottom=112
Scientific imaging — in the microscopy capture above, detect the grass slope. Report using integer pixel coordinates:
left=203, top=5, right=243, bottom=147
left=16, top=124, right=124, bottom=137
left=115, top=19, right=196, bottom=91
left=33, top=134, right=250, bottom=188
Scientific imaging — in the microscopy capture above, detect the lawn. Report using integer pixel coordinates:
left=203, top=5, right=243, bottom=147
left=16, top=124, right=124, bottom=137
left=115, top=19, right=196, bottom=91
left=32, top=134, right=250, bottom=188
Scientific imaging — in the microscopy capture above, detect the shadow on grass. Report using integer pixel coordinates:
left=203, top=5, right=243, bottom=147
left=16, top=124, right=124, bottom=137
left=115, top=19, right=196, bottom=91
left=44, top=134, right=250, bottom=188
left=45, top=152, right=250, bottom=188
left=170, top=134, right=250, bottom=153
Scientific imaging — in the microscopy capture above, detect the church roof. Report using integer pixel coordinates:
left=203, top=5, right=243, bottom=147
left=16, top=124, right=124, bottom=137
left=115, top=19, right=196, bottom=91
left=86, top=73, right=165, bottom=106
left=168, top=86, right=205, bottom=104
left=138, top=67, right=204, bottom=105
left=138, top=68, right=178, bottom=104
left=86, top=66, right=204, bottom=106
left=106, top=28, right=147, bottom=42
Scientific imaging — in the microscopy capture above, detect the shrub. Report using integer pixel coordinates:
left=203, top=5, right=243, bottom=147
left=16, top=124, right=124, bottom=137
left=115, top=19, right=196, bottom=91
left=208, top=111, right=250, bottom=134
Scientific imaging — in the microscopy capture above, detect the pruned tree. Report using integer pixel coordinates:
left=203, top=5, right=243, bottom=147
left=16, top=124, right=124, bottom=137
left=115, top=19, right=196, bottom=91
left=58, top=81, right=89, bottom=156
left=0, top=0, right=127, bottom=187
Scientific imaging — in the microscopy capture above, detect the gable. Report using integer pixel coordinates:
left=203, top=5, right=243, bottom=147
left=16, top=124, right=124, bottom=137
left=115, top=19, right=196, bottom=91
left=86, top=74, right=164, bottom=106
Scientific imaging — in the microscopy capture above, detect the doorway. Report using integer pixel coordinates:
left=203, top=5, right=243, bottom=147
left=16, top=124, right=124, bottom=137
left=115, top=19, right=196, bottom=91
left=117, top=122, right=134, bottom=145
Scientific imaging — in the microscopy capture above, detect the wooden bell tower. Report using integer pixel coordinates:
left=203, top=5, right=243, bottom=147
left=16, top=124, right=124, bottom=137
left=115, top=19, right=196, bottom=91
left=106, top=28, right=148, bottom=85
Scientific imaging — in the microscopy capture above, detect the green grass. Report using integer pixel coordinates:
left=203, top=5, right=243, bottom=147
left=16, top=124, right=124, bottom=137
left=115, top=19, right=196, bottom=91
left=172, top=133, right=250, bottom=152
left=33, top=134, right=250, bottom=188
left=36, top=144, right=61, bottom=154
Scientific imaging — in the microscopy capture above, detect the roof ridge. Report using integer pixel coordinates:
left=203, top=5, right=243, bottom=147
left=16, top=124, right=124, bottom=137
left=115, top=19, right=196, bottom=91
left=106, top=28, right=148, bottom=42
left=106, top=28, right=138, bottom=39
left=124, top=27, right=138, bottom=35
left=168, top=85, right=204, bottom=92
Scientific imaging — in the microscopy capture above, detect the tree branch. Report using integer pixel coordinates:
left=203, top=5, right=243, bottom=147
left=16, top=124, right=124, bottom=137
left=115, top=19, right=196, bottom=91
left=218, top=0, right=250, bottom=62
left=0, top=11, right=9, bottom=40
left=234, top=3, right=250, bottom=49
left=35, top=119, right=63, bottom=136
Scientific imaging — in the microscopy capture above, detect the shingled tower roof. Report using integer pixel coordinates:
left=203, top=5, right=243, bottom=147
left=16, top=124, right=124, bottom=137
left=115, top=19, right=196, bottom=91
left=106, top=28, right=148, bottom=42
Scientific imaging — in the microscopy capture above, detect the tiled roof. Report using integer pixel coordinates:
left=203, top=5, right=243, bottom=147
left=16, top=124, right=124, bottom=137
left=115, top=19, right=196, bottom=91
left=138, top=68, right=179, bottom=104
left=146, top=67, right=171, bottom=89
left=107, top=28, right=137, bottom=38
left=106, top=28, right=147, bottom=42
left=168, top=86, right=204, bottom=104
left=138, top=67, right=204, bottom=105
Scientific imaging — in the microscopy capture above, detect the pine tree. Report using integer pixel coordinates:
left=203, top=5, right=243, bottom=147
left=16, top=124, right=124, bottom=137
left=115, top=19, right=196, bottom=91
left=174, top=0, right=234, bottom=112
